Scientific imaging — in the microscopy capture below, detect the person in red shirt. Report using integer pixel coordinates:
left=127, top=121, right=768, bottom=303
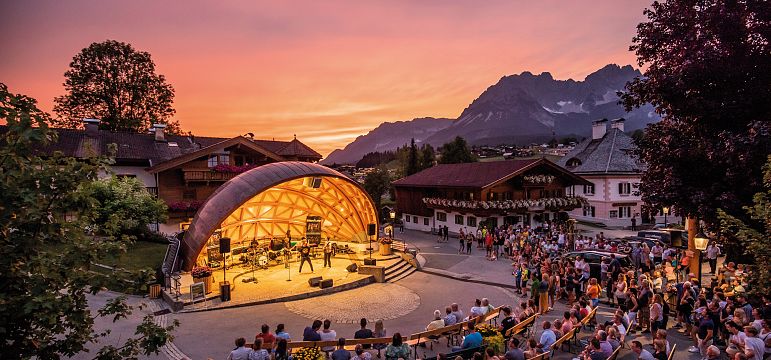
left=255, top=324, right=276, bottom=351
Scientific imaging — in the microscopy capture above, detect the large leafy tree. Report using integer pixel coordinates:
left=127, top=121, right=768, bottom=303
left=438, top=136, right=477, bottom=164
left=621, top=0, right=771, bottom=224
left=91, top=176, right=168, bottom=237
left=718, top=155, right=771, bottom=296
left=53, top=40, right=181, bottom=134
left=0, top=83, right=177, bottom=359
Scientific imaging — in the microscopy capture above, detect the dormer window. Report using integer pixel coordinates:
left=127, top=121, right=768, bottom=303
left=207, top=154, right=229, bottom=168
left=566, top=158, right=582, bottom=168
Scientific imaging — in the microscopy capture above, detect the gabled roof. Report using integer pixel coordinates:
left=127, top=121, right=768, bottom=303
left=556, top=128, right=643, bottom=174
left=392, top=158, right=589, bottom=189
left=275, top=138, right=323, bottom=159
left=146, top=136, right=285, bottom=173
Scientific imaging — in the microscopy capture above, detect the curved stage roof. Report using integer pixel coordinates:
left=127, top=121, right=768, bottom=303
left=179, top=162, right=378, bottom=271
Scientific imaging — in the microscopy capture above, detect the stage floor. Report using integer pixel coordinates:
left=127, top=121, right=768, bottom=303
left=172, top=252, right=403, bottom=311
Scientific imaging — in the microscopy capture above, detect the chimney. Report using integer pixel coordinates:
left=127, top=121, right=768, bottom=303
left=153, top=123, right=167, bottom=142
left=83, top=118, right=100, bottom=137
left=592, top=119, right=608, bottom=140
left=610, top=118, right=625, bottom=132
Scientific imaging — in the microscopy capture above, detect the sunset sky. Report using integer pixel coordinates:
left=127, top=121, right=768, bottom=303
left=0, top=1, right=651, bottom=156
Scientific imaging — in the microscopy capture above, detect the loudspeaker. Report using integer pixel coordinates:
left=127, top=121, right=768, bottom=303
left=220, top=281, right=231, bottom=302
left=368, top=223, right=377, bottom=236
left=364, top=258, right=377, bottom=266
left=320, top=279, right=333, bottom=289
left=346, top=263, right=358, bottom=273
left=308, top=276, right=323, bottom=287
left=219, top=237, right=231, bottom=254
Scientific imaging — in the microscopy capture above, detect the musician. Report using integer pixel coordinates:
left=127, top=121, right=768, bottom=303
left=323, top=242, right=334, bottom=268
left=297, top=238, right=313, bottom=273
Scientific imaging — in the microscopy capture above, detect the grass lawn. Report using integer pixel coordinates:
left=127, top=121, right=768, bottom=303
left=101, top=240, right=168, bottom=271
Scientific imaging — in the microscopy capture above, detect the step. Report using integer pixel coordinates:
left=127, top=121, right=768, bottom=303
left=384, top=261, right=410, bottom=276
left=386, top=266, right=416, bottom=282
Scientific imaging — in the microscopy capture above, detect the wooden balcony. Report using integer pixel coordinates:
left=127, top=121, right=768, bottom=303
left=182, top=169, right=239, bottom=182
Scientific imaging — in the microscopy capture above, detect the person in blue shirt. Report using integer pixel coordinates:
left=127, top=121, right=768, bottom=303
left=452, top=326, right=483, bottom=352
left=302, top=320, right=322, bottom=341
left=537, top=321, right=556, bottom=353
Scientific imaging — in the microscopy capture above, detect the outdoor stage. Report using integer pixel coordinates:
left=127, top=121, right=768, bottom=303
left=168, top=250, right=406, bottom=312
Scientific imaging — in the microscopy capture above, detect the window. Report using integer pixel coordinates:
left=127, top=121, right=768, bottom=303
left=618, top=206, right=632, bottom=218
left=455, top=215, right=464, bottom=225
left=423, top=218, right=429, bottom=226
left=436, top=212, right=447, bottom=222
left=467, top=216, right=477, bottom=227
left=584, top=184, right=595, bottom=195
left=413, top=216, right=418, bottom=223
left=405, top=214, right=410, bottom=222
left=234, top=155, right=255, bottom=166
left=583, top=206, right=596, bottom=217
left=609, top=210, right=618, bottom=218
left=208, top=154, right=229, bottom=168
left=618, top=182, right=632, bottom=195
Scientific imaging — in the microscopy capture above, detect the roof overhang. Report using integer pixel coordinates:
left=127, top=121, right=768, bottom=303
left=146, top=136, right=285, bottom=173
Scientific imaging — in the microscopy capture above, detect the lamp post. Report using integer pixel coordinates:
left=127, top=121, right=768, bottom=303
left=663, top=207, right=670, bottom=227
left=389, top=210, right=396, bottom=238
left=694, top=230, right=709, bottom=286
left=568, top=218, right=576, bottom=251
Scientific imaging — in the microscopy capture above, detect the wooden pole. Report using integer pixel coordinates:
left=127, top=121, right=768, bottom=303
left=687, top=217, right=700, bottom=278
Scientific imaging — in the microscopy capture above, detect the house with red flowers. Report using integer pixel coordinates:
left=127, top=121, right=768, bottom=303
left=392, top=158, right=590, bottom=233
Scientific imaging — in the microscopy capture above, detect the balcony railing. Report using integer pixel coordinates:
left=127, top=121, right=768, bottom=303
left=422, top=196, right=588, bottom=211
left=182, top=169, right=239, bottom=182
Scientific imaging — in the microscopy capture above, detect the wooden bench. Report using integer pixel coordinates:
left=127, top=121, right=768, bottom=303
left=443, top=344, right=486, bottom=360
left=343, top=337, right=394, bottom=357
left=525, top=352, right=548, bottom=360
left=484, top=306, right=504, bottom=326
left=549, top=327, right=578, bottom=357
left=666, top=343, right=677, bottom=360
left=408, top=322, right=466, bottom=358
left=607, top=345, right=622, bottom=360
left=580, top=307, right=598, bottom=330
left=505, top=314, right=539, bottom=339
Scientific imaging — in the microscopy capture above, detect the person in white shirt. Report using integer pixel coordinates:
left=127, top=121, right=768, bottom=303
left=469, top=299, right=486, bottom=319
left=320, top=319, right=337, bottom=353
left=705, top=242, right=721, bottom=274
left=228, top=337, right=253, bottom=360
left=426, top=310, right=445, bottom=331
left=743, top=326, right=766, bottom=360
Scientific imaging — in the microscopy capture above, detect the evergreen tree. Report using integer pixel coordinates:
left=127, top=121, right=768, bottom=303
left=405, top=138, right=419, bottom=176
left=438, top=136, right=477, bottom=164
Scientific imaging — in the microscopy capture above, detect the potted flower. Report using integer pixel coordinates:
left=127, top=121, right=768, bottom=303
left=379, top=237, right=393, bottom=256
left=293, top=347, right=324, bottom=360
left=475, top=323, right=504, bottom=354
left=191, top=266, right=213, bottom=294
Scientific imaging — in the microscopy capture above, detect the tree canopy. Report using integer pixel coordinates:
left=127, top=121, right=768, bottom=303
left=53, top=40, right=181, bottom=134
left=438, top=136, right=477, bottom=164
left=0, top=83, right=176, bottom=359
left=363, top=166, right=391, bottom=211
left=621, top=0, right=771, bottom=223
left=90, top=176, right=168, bottom=237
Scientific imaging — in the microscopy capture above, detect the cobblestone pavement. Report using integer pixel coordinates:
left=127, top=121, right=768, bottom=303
left=284, top=283, right=421, bottom=323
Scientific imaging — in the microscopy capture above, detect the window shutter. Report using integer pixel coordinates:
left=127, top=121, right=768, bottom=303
left=618, top=183, right=623, bottom=194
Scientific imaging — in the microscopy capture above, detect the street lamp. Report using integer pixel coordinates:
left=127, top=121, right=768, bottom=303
left=694, top=230, right=709, bottom=286
left=662, top=207, right=670, bottom=227
left=389, top=210, right=396, bottom=238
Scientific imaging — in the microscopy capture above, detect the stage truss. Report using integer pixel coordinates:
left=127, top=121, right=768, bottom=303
left=218, top=176, right=377, bottom=243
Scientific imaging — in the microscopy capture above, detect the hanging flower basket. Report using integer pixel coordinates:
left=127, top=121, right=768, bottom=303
left=212, top=164, right=258, bottom=173
left=422, top=196, right=588, bottom=211
left=523, top=174, right=556, bottom=184
left=168, top=201, right=203, bottom=212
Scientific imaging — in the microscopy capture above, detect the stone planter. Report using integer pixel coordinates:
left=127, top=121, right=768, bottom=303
left=192, top=276, right=212, bottom=294
left=379, top=243, right=392, bottom=256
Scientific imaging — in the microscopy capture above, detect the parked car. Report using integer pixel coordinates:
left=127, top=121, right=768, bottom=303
left=636, top=229, right=686, bottom=248
left=565, top=250, right=632, bottom=280
left=617, top=236, right=668, bottom=253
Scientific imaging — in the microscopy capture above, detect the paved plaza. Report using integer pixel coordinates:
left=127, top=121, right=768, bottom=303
left=83, top=225, right=716, bottom=360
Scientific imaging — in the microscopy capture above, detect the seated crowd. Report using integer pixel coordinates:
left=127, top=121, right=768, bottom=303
left=229, top=221, right=770, bottom=360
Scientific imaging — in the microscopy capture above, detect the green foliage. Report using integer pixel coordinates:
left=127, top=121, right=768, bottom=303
left=53, top=40, right=181, bottom=134
left=419, top=143, right=435, bottom=170
left=718, top=155, right=771, bottom=297
left=406, top=138, right=419, bottom=176
left=621, top=0, right=771, bottom=224
left=90, top=176, right=168, bottom=237
left=0, top=83, right=177, bottom=359
left=438, top=136, right=477, bottom=164
left=363, top=166, right=391, bottom=210
left=355, top=150, right=396, bottom=168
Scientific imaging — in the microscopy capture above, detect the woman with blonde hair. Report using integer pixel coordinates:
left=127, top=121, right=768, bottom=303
left=733, top=308, right=750, bottom=326
left=650, top=294, right=664, bottom=333
left=615, top=273, right=627, bottom=310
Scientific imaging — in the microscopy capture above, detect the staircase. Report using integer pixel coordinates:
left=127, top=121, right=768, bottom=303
left=384, top=256, right=417, bottom=283
left=162, top=235, right=181, bottom=280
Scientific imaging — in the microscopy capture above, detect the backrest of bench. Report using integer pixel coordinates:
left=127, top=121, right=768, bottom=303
left=345, top=337, right=394, bottom=346
left=525, top=352, right=548, bottom=360
left=410, top=323, right=463, bottom=340
left=286, top=340, right=338, bottom=349
left=666, top=343, right=677, bottom=360
left=608, top=345, right=621, bottom=360
left=505, top=314, right=538, bottom=337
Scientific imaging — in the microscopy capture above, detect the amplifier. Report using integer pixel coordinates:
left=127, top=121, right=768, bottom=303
left=308, top=276, right=323, bottom=287
left=363, top=259, right=377, bottom=266
left=320, top=279, right=333, bottom=289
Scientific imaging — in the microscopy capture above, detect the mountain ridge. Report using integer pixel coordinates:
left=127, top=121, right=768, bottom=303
left=321, top=64, right=657, bottom=165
